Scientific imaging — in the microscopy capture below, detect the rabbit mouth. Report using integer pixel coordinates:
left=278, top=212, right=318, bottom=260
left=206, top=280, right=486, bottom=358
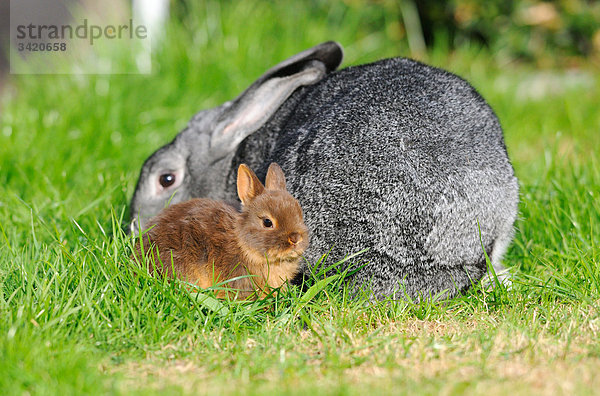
left=267, top=246, right=305, bottom=262
left=284, top=250, right=302, bottom=259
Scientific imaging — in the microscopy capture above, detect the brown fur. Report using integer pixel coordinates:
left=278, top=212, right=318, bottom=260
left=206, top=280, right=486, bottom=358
left=132, top=163, right=309, bottom=299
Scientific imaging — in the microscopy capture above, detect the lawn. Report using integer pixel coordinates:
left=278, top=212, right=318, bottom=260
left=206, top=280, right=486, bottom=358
left=1, top=2, right=599, bottom=395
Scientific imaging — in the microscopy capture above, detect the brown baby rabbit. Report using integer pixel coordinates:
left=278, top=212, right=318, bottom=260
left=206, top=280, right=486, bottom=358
left=133, top=163, right=309, bottom=299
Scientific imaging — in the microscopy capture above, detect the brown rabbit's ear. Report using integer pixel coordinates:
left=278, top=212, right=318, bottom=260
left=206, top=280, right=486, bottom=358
left=265, top=163, right=287, bottom=191
left=237, top=164, right=265, bottom=205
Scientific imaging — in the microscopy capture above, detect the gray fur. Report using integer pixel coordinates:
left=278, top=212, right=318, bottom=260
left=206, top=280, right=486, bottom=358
left=129, top=42, right=519, bottom=299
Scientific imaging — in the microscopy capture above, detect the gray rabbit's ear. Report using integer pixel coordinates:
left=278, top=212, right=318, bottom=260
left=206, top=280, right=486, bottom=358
left=237, top=164, right=265, bottom=205
left=210, top=41, right=344, bottom=154
left=265, top=163, right=287, bottom=191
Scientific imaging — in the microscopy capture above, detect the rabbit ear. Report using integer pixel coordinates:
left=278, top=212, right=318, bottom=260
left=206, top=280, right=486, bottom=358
left=210, top=41, right=344, bottom=155
left=237, top=164, right=265, bottom=205
left=265, top=163, right=287, bottom=191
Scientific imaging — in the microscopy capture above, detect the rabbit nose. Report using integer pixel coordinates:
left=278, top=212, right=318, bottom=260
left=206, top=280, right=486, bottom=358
left=288, top=233, right=302, bottom=245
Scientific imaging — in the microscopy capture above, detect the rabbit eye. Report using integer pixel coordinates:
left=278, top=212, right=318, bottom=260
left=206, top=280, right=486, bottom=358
left=262, top=218, right=273, bottom=228
left=159, top=173, right=176, bottom=188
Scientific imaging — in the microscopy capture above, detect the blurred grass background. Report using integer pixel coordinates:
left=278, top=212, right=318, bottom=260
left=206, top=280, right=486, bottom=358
left=0, top=0, right=599, bottom=394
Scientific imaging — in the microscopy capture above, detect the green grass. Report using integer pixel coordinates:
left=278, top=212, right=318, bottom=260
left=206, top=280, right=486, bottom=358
left=1, top=1, right=600, bottom=394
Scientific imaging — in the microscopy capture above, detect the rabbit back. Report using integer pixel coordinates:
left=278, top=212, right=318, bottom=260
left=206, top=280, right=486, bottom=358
left=228, top=57, right=519, bottom=298
left=135, top=198, right=249, bottom=289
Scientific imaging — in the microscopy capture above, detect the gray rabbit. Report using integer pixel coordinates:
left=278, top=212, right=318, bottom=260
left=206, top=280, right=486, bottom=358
left=129, top=41, right=519, bottom=299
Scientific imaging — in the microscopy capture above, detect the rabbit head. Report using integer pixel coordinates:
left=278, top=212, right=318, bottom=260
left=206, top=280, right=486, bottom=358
left=236, top=163, right=309, bottom=263
left=129, top=42, right=343, bottom=234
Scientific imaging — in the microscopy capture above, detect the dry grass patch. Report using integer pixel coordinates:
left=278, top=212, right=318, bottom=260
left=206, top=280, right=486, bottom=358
left=107, top=312, right=600, bottom=395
